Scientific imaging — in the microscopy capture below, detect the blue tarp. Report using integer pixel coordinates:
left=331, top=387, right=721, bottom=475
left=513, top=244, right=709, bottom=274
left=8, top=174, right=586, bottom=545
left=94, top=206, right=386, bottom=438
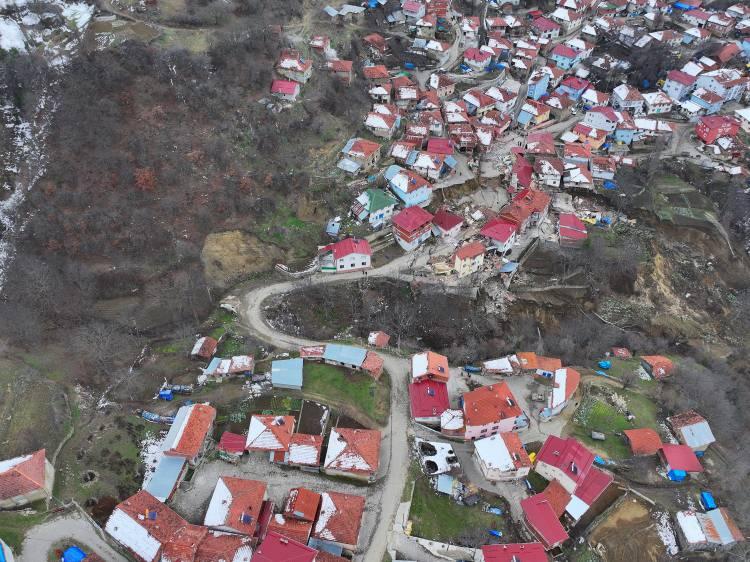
left=500, top=262, right=519, bottom=273
left=63, top=546, right=87, bottom=562
left=598, top=360, right=611, bottom=369
left=308, top=538, right=344, bottom=555
left=158, top=389, right=173, bottom=401
left=701, top=491, right=717, bottom=510
left=673, top=1, right=695, bottom=9
left=603, top=180, right=618, bottom=190
left=668, top=469, right=687, bottom=482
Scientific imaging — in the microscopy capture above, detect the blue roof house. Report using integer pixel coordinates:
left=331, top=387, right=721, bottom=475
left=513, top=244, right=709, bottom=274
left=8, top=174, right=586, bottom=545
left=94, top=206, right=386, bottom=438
left=527, top=71, right=550, bottom=101
left=271, top=358, right=304, bottom=390
left=384, top=164, right=432, bottom=207
left=143, top=454, right=187, bottom=502
left=323, top=344, right=367, bottom=370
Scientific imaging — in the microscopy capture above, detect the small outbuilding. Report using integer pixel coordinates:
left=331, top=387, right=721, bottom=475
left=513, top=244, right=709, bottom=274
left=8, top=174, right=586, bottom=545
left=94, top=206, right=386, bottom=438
left=271, top=358, right=304, bottom=390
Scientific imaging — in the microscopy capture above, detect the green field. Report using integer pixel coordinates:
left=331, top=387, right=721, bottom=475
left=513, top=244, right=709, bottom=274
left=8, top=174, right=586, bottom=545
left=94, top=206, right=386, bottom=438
left=409, top=469, right=511, bottom=544
left=303, top=362, right=390, bottom=426
left=571, top=386, right=660, bottom=459
left=0, top=508, right=46, bottom=552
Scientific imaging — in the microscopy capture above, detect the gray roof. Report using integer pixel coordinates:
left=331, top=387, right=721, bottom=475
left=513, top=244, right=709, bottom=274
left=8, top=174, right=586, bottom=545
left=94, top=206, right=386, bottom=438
left=679, top=420, right=715, bottom=449
left=323, top=344, right=367, bottom=366
left=271, top=358, right=304, bottom=387
left=143, top=455, right=186, bottom=502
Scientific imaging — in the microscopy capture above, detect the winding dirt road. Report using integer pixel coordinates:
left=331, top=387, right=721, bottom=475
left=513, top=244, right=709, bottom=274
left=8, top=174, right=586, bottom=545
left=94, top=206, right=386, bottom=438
left=239, top=252, right=428, bottom=562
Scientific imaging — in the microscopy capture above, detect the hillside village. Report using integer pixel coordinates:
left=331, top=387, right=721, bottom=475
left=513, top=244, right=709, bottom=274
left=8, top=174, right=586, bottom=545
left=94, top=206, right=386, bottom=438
left=2, top=0, right=750, bottom=559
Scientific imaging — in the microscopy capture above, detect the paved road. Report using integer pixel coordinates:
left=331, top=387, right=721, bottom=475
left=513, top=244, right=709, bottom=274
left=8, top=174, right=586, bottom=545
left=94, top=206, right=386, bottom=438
left=238, top=252, right=431, bottom=562
left=18, top=511, right=127, bottom=562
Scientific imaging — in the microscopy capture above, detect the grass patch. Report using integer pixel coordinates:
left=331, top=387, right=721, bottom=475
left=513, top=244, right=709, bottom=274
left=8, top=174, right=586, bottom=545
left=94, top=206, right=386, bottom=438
left=409, top=468, right=510, bottom=544
left=525, top=470, right=549, bottom=493
left=571, top=386, right=660, bottom=459
left=0, top=508, right=46, bottom=553
left=302, top=363, right=390, bottom=426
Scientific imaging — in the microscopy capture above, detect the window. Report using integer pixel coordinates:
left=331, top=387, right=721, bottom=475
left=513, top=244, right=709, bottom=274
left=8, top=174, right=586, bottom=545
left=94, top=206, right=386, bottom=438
left=350, top=263, right=355, bottom=268
left=339, top=264, right=345, bottom=269
left=362, top=262, right=367, bottom=266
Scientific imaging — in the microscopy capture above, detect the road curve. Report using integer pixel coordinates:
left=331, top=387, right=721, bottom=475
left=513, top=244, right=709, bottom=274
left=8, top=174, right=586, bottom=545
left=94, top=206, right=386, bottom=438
left=238, top=253, right=421, bottom=562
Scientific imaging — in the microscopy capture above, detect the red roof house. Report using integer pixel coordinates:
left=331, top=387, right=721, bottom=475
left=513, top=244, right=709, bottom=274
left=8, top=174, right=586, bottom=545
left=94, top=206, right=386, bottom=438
left=190, top=336, right=218, bottom=360
left=480, top=219, right=517, bottom=252
left=482, top=543, right=549, bottom=562
left=363, top=32, right=388, bottom=54
left=273, top=433, right=324, bottom=467
left=163, top=404, right=216, bottom=465
left=252, top=531, right=318, bottom=562
left=409, top=380, right=450, bottom=425
left=203, top=477, right=268, bottom=537
left=431, top=208, right=463, bottom=238
left=411, top=350, right=450, bottom=383
left=323, top=428, right=381, bottom=481
left=0, top=449, right=52, bottom=508
left=285, top=487, right=321, bottom=522
left=659, top=443, right=704, bottom=474
left=520, top=494, right=569, bottom=550
left=270, top=79, right=301, bottom=100
left=392, top=206, right=434, bottom=251
left=426, top=137, right=454, bottom=155
left=311, top=491, right=366, bottom=550
left=695, top=115, right=741, bottom=144
left=640, top=355, right=674, bottom=379
left=246, top=415, right=295, bottom=451
left=534, top=436, right=594, bottom=494
left=624, top=428, right=663, bottom=456
left=558, top=214, right=588, bottom=248
left=462, top=383, right=526, bottom=439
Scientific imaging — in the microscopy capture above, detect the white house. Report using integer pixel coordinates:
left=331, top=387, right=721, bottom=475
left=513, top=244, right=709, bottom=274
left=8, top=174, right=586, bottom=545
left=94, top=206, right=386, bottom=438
left=319, top=238, right=372, bottom=273
left=612, top=84, right=645, bottom=114
left=540, top=368, right=580, bottom=421
left=696, top=69, right=749, bottom=102
left=583, top=106, right=620, bottom=132
left=473, top=432, right=532, bottom=481
left=364, top=112, right=399, bottom=138
left=663, top=70, right=696, bottom=101
left=642, top=91, right=673, bottom=114
left=735, top=107, right=750, bottom=133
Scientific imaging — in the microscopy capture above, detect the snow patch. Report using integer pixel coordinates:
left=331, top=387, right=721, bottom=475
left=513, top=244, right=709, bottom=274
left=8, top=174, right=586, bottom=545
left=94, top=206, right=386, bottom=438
left=0, top=18, right=26, bottom=52
left=654, top=511, right=679, bottom=555
left=140, top=432, right=166, bottom=487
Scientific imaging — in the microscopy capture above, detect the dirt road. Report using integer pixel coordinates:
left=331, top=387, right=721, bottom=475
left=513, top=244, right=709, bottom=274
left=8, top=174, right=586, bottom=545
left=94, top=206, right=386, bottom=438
left=19, top=511, right=128, bottom=562
left=238, top=252, right=431, bottom=562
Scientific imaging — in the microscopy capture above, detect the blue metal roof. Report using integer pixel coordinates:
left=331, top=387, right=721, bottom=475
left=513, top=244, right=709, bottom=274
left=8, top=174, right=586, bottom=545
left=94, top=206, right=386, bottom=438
left=405, top=150, right=419, bottom=166
left=383, top=164, right=402, bottom=181
left=341, top=138, right=356, bottom=153
left=436, top=474, right=455, bottom=494
left=271, top=358, right=304, bottom=387
left=705, top=509, right=738, bottom=544
left=308, top=538, right=344, bottom=555
left=143, top=455, right=186, bottom=502
left=161, top=405, right=191, bottom=451
left=203, top=357, right=222, bottom=375
left=323, top=344, right=367, bottom=366
left=445, top=155, right=457, bottom=168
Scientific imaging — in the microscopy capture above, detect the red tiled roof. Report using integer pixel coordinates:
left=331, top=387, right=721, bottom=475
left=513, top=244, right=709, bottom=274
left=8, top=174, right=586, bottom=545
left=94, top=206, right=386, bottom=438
left=327, top=59, right=353, bottom=73
left=409, top=380, right=450, bottom=419
left=516, top=352, right=562, bottom=372
left=252, top=531, right=317, bottom=562
left=218, top=432, right=247, bottom=454
left=195, top=531, right=252, bottom=562
left=299, top=345, right=325, bottom=359
left=624, top=428, right=662, bottom=455
left=363, top=32, right=387, bottom=51
left=536, top=436, right=595, bottom=487
left=369, top=331, right=390, bottom=347
left=347, top=138, right=381, bottom=157
left=325, top=428, right=381, bottom=474
left=611, top=347, right=631, bottom=357
left=482, top=543, right=548, bottom=562
left=574, top=467, right=613, bottom=505
left=363, top=65, right=390, bottom=80
left=271, top=80, right=300, bottom=95
left=589, top=105, right=619, bottom=122
left=162, top=523, right=207, bottom=561
left=660, top=444, right=703, bottom=473
left=265, top=515, right=313, bottom=545
left=463, top=383, right=522, bottom=427
left=533, top=16, right=560, bottom=31
left=193, top=336, right=218, bottom=359
left=287, top=434, right=323, bottom=466
left=426, top=138, right=454, bottom=155
left=501, top=432, right=532, bottom=469
left=559, top=214, right=588, bottom=242
left=112, top=490, right=188, bottom=545
left=521, top=494, right=569, bottom=550
left=165, top=404, right=216, bottom=460
left=560, top=76, right=589, bottom=91
left=551, top=44, right=577, bottom=59
left=464, top=47, right=492, bottom=62
left=0, top=449, right=47, bottom=501
left=284, top=487, right=321, bottom=522
left=312, top=491, right=366, bottom=546
left=321, top=238, right=372, bottom=259
left=432, top=208, right=463, bottom=232
left=640, top=355, right=674, bottom=378
left=481, top=218, right=517, bottom=242
left=362, top=351, right=384, bottom=380
left=246, top=415, right=295, bottom=451
left=454, top=241, right=485, bottom=261
left=542, top=480, right=571, bottom=517
left=392, top=206, right=434, bottom=232
left=219, top=477, right=268, bottom=536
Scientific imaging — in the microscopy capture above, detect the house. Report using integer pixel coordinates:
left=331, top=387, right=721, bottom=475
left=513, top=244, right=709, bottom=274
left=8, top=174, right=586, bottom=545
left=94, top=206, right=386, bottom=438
left=217, top=432, right=246, bottom=463
left=363, top=64, right=390, bottom=84
left=402, top=0, right=426, bottom=20
left=517, top=100, right=551, bottom=128
left=406, top=150, right=457, bottom=181
left=543, top=93, right=575, bottom=121
left=706, top=12, right=735, bottom=36
left=338, top=138, right=381, bottom=175
left=323, top=428, right=381, bottom=481
left=662, top=70, right=696, bottom=101
left=318, top=238, right=372, bottom=273
left=364, top=112, right=399, bottom=139
left=572, top=123, right=608, bottom=149
left=392, top=206, right=433, bottom=250
left=499, top=189, right=551, bottom=234
left=351, top=188, right=398, bottom=229
left=532, top=16, right=561, bottom=39
left=473, top=432, right=532, bottom=481
left=682, top=8, right=710, bottom=27
left=735, top=107, right=750, bottom=133
left=462, top=383, right=528, bottom=440
left=429, top=72, right=456, bottom=98
left=510, top=156, right=534, bottom=192
left=431, top=208, right=463, bottom=238
left=416, top=14, right=437, bottom=38
left=253, top=531, right=317, bottom=562
left=695, top=115, right=740, bottom=144
left=203, top=355, right=255, bottom=380
left=266, top=489, right=318, bottom=543
left=591, top=156, right=617, bottom=180
left=384, top=165, right=432, bottom=207
left=0, top=449, right=54, bottom=509
left=190, top=336, right=218, bottom=361
left=486, top=86, right=518, bottom=114
left=682, top=26, right=712, bottom=45
left=322, top=344, right=367, bottom=371
left=203, top=477, right=268, bottom=537
left=460, top=15, right=481, bottom=47
left=309, top=35, right=330, bottom=51
left=453, top=241, right=485, bottom=277
left=581, top=88, right=609, bottom=108
left=481, top=543, right=549, bottom=562
left=640, top=355, right=674, bottom=379
left=556, top=76, right=590, bottom=101
left=690, top=88, right=724, bottom=115
left=659, top=444, right=703, bottom=480
left=327, top=59, right=353, bottom=85
left=563, top=163, right=593, bottom=191
left=667, top=411, right=715, bottom=452
left=368, top=82, right=392, bottom=102
left=624, top=428, right=663, bottom=455
left=550, top=44, right=579, bottom=70
left=464, top=88, right=498, bottom=116
left=534, top=436, right=594, bottom=494
left=564, top=143, right=591, bottom=164
left=106, top=491, right=254, bottom=562
left=363, top=32, right=388, bottom=55
left=675, top=509, right=745, bottom=551
left=411, top=350, right=449, bottom=383
left=527, top=70, right=550, bottom=101
left=389, top=140, right=417, bottom=163
left=696, top=69, right=749, bottom=102
left=480, top=219, right=517, bottom=254
left=271, top=358, right=303, bottom=390
left=311, top=492, right=366, bottom=552
left=273, top=434, right=324, bottom=468
left=161, top=403, right=216, bottom=466
left=409, top=379, right=450, bottom=425
left=558, top=213, right=588, bottom=247
left=534, top=157, right=564, bottom=188
left=368, top=331, right=390, bottom=348
left=520, top=494, right=569, bottom=550
left=611, top=84, right=644, bottom=114
left=276, top=50, right=313, bottom=83
left=361, top=351, right=385, bottom=380
left=550, top=7, right=584, bottom=33
left=270, top=79, right=301, bottom=101
left=440, top=409, right=465, bottom=437
left=583, top=106, right=618, bottom=132
left=642, top=91, right=673, bottom=114
left=540, top=368, right=581, bottom=420
left=246, top=415, right=295, bottom=452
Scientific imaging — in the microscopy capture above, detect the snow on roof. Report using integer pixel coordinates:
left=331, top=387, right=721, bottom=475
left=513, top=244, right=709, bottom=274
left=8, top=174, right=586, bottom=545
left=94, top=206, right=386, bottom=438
left=549, top=368, right=581, bottom=409
left=416, top=438, right=458, bottom=474
left=324, top=428, right=381, bottom=473
left=246, top=415, right=295, bottom=451
left=677, top=511, right=707, bottom=545
left=0, top=18, right=26, bottom=52
left=482, top=355, right=518, bottom=374
left=313, top=492, right=365, bottom=545
left=105, top=508, right=162, bottom=561
left=440, top=409, right=464, bottom=431
left=474, top=432, right=530, bottom=472
left=288, top=434, right=323, bottom=466
left=203, top=477, right=233, bottom=527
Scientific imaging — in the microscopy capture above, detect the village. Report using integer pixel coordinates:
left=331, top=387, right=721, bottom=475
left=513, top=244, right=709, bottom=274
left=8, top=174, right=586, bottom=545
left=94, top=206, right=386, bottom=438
left=1, top=0, right=750, bottom=559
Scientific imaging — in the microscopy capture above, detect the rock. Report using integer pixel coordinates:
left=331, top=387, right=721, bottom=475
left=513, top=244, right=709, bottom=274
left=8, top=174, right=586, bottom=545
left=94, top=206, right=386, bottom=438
left=201, top=230, right=282, bottom=289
